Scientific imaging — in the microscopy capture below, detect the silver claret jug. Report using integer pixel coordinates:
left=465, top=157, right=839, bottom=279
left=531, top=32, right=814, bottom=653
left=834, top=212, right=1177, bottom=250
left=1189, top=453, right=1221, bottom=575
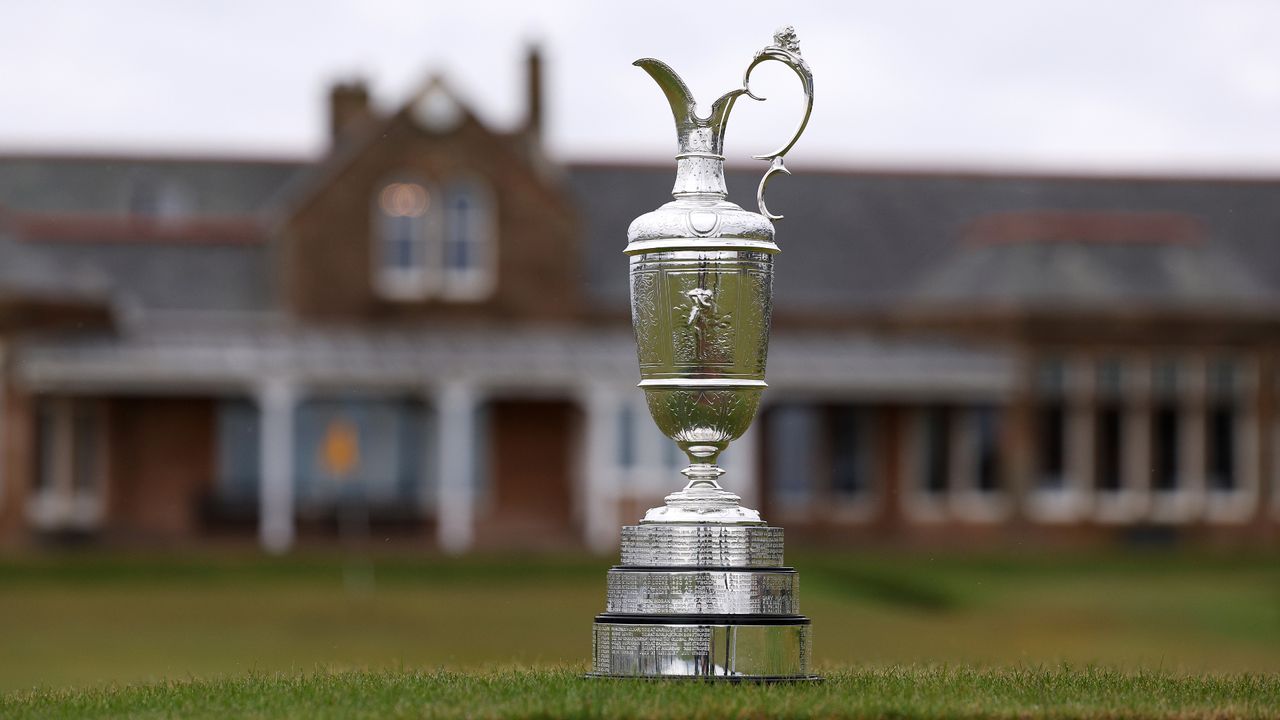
left=590, top=26, right=819, bottom=681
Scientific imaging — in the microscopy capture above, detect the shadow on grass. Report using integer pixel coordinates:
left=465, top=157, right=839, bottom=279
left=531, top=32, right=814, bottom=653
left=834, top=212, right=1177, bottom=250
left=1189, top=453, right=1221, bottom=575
left=800, top=559, right=963, bottom=613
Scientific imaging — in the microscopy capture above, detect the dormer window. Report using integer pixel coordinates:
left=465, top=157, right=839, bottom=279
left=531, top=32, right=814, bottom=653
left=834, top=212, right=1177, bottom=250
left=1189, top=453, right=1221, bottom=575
left=374, top=180, right=436, bottom=299
left=441, top=179, right=496, bottom=299
left=127, top=173, right=190, bottom=219
left=373, top=176, right=495, bottom=302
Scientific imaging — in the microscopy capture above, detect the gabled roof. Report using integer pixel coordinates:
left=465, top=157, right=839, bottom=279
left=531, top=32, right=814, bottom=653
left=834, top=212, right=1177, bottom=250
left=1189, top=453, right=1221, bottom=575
left=273, top=75, right=565, bottom=224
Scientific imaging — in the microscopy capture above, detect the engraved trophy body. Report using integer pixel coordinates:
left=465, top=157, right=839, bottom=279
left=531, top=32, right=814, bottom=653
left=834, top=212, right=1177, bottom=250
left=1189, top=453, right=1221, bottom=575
left=590, top=27, right=818, bottom=681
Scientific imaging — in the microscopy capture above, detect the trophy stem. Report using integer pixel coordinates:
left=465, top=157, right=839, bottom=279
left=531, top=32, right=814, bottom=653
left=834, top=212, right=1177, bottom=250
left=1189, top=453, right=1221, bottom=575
left=641, top=461, right=763, bottom=525
left=681, top=461, right=724, bottom=489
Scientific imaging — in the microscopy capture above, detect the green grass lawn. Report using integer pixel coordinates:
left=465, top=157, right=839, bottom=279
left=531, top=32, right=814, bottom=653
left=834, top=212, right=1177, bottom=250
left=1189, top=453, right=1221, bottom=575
left=5, top=667, right=1280, bottom=719
left=0, top=550, right=1278, bottom=716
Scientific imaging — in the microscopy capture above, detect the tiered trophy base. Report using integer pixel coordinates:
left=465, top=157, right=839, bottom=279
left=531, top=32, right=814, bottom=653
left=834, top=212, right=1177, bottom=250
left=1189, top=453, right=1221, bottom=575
left=589, top=524, right=818, bottom=681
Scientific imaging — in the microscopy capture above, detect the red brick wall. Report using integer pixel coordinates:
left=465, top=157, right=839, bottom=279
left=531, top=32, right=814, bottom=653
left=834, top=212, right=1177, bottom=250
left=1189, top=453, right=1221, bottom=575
left=282, top=111, right=581, bottom=323
left=0, top=383, right=32, bottom=544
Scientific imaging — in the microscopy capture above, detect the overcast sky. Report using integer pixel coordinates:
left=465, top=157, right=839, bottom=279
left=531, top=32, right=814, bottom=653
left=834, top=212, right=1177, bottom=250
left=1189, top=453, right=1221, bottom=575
left=3, top=0, right=1280, bottom=174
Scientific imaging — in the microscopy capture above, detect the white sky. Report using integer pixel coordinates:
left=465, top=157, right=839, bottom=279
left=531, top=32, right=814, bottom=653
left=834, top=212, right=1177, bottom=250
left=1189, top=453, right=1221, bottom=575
left=3, top=0, right=1280, bottom=173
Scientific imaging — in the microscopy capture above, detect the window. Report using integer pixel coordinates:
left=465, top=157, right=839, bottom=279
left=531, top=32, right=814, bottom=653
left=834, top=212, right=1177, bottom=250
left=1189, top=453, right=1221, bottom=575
left=27, top=398, right=105, bottom=530
left=661, top=426, right=682, bottom=469
left=920, top=406, right=951, bottom=496
left=613, top=401, right=684, bottom=476
left=71, top=405, right=101, bottom=493
left=215, top=398, right=261, bottom=504
left=1152, top=405, right=1180, bottom=491
left=374, top=180, right=435, bottom=299
left=972, top=405, right=1002, bottom=493
left=127, top=173, right=188, bottom=218
left=830, top=406, right=874, bottom=501
left=33, top=403, right=57, bottom=493
left=128, top=175, right=161, bottom=216
left=1151, top=359, right=1181, bottom=492
left=1206, top=359, right=1238, bottom=492
left=766, top=405, right=820, bottom=505
left=616, top=403, right=636, bottom=469
left=372, top=177, right=495, bottom=301
left=1034, top=358, right=1067, bottom=490
left=1094, top=359, right=1124, bottom=493
left=442, top=179, right=496, bottom=298
left=1095, top=406, right=1123, bottom=491
left=294, top=397, right=427, bottom=509
left=1207, top=405, right=1235, bottom=491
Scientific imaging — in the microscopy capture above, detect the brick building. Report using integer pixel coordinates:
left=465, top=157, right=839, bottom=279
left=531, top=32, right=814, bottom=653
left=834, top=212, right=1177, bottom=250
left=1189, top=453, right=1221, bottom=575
left=1, top=50, right=1278, bottom=552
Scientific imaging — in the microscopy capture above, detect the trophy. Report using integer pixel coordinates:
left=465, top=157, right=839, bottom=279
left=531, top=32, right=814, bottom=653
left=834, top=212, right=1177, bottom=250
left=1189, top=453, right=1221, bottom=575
left=590, top=26, right=817, bottom=681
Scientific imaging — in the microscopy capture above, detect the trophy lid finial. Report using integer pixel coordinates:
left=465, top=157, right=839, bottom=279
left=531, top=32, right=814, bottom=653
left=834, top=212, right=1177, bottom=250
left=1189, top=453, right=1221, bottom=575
left=772, top=25, right=801, bottom=54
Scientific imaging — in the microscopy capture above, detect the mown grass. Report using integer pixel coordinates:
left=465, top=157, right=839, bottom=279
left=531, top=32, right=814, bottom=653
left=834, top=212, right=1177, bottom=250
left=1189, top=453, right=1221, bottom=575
left=4, top=667, right=1280, bottom=719
left=1, top=550, right=1278, bottom=695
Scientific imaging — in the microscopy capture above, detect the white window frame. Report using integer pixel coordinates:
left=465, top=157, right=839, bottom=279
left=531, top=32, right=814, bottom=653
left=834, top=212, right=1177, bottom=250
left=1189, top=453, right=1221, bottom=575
left=826, top=405, right=880, bottom=524
left=440, top=177, right=498, bottom=301
left=371, top=177, right=441, bottom=301
left=1093, top=355, right=1149, bottom=523
left=1204, top=355, right=1259, bottom=524
left=764, top=402, right=823, bottom=521
left=950, top=404, right=1011, bottom=523
left=1027, top=355, right=1090, bottom=523
left=1148, top=356, right=1203, bottom=523
left=609, top=395, right=680, bottom=507
left=903, top=404, right=955, bottom=523
left=26, top=397, right=107, bottom=532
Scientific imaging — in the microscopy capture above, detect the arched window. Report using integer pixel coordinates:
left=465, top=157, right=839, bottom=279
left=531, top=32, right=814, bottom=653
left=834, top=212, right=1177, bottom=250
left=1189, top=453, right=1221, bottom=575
left=441, top=179, right=496, bottom=299
left=373, top=180, right=436, bottom=299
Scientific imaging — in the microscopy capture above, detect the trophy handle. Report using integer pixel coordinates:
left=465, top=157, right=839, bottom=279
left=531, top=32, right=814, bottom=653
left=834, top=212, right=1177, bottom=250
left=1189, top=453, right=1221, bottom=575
left=741, top=26, right=814, bottom=220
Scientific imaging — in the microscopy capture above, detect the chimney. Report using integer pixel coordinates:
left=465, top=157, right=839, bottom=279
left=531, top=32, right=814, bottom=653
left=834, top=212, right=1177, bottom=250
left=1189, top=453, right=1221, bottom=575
left=523, top=45, right=543, bottom=141
left=329, top=80, right=372, bottom=145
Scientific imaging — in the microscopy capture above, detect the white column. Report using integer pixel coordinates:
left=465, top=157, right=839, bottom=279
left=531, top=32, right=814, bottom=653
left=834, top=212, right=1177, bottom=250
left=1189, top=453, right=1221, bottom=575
left=436, top=381, right=477, bottom=554
left=1124, top=356, right=1153, bottom=521
left=1065, top=391, right=1094, bottom=520
left=580, top=383, right=621, bottom=553
left=1213, top=386, right=1259, bottom=523
left=1181, top=357, right=1208, bottom=521
left=257, top=379, right=296, bottom=554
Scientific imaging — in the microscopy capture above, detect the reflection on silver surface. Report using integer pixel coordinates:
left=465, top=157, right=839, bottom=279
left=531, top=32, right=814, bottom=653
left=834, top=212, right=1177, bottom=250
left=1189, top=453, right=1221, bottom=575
left=592, top=621, right=810, bottom=679
left=607, top=569, right=798, bottom=614
left=619, top=524, right=783, bottom=567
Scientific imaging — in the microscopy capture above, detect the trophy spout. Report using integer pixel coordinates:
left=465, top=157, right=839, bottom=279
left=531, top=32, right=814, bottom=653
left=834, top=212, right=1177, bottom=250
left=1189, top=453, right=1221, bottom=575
left=634, top=58, right=746, bottom=199
left=633, top=59, right=746, bottom=160
left=635, top=26, right=815, bottom=215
